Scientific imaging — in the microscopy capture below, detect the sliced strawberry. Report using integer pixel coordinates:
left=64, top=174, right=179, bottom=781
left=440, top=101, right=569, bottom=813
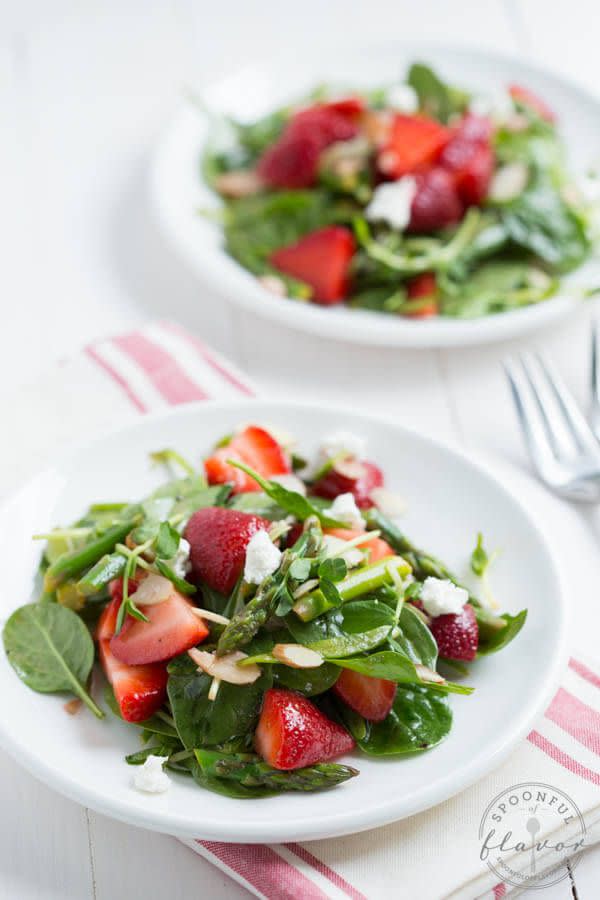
left=333, top=669, right=396, bottom=722
left=440, top=129, right=494, bottom=206
left=324, top=527, right=394, bottom=563
left=311, top=458, right=384, bottom=508
left=405, top=272, right=439, bottom=318
left=204, top=425, right=291, bottom=493
left=257, top=106, right=358, bottom=189
left=97, top=599, right=168, bottom=723
left=110, top=588, right=209, bottom=665
left=185, top=507, right=271, bottom=595
left=377, top=114, right=450, bottom=179
left=320, top=97, right=365, bottom=119
left=255, top=688, right=355, bottom=770
left=455, top=113, right=493, bottom=144
left=509, top=84, right=555, bottom=123
left=408, top=167, right=463, bottom=232
left=429, top=602, right=479, bottom=662
left=270, top=226, right=355, bottom=305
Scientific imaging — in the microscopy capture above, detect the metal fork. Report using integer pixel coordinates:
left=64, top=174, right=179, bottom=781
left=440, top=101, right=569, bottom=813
left=505, top=322, right=600, bottom=502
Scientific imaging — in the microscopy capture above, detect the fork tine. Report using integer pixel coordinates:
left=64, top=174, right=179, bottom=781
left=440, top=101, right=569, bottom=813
left=533, top=352, right=600, bottom=455
left=590, top=319, right=600, bottom=440
left=504, top=357, right=558, bottom=477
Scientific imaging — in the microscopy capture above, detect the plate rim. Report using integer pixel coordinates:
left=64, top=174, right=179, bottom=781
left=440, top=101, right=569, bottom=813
left=0, top=398, right=570, bottom=840
left=150, top=38, right=598, bottom=348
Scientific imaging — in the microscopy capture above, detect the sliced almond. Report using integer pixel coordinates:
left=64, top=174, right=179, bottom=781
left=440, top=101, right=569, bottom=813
left=333, top=458, right=366, bottom=480
left=272, top=644, right=323, bottom=669
left=129, top=573, right=173, bottom=607
left=190, top=607, right=230, bottom=626
left=415, top=664, right=445, bottom=685
left=207, top=677, right=221, bottom=702
left=214, top=169, right=264, bottom=198
left=64, top=698, right=82, bottom=716
left=188, top=648, right=261, bottom=685
left=489, top=161, right=529, bottom=202
left=258, top=274, right=287, bottom=297
left=292, top=578, right=320, bottom=600
left=370, top=487, right=407, bottom=518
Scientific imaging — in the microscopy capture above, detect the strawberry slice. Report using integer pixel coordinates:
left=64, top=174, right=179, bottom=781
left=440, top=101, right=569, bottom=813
left=257, top=106, right=358, bottom=189
left=405, top=272, right=439, bottom=318
left=255, top=688, right=355, bottom=770
left=185, top=507, right=271, bottom=595
left=408, top=167, right=463, bottom=232
left=429, top=602, right=479, bottom=662
left=311, top=458, right=383, bottom=508
left=109, top=586, right=209, bottom=665
left=97, top=598, right=168, bottom=723
left=377, top=114, right=450, bottom=179
left=324, top=527, right=394, bottom=563
left=270, top=226, right=355, bottom=305
left=333, top=669, right=396, bottom=722
left=319, top=97, right=365, bottom=119
left=509, top=84, right=555, bottom=123
left=204, top=425, right=291, bottom=493
left=439, top=119, right=495, bottom=206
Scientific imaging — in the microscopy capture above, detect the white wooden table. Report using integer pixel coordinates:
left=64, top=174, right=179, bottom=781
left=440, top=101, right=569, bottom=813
left=1, top=0, right=600, bottom=896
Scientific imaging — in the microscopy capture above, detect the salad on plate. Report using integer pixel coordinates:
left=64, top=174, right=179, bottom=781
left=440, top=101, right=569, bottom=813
left=203, top=62, right=596, bottom=319
left=4, top=425, right=526, bottom=798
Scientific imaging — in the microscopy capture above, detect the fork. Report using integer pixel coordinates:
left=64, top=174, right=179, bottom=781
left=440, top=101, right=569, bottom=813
left=504, top=322, right=600, bottom=502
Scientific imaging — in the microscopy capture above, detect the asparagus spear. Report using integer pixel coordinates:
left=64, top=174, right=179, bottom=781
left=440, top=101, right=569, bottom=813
left=196, top=750, right=358, bottom=791
left=44, top=518, right=139, bottom=591
left=216, top=522, right=322, bottom=656
left=293, top=556, right=411, bottom=622
left=76, top=552, right=127, bottom=596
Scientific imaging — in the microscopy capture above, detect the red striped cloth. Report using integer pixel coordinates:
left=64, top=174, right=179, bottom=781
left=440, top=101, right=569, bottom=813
left=84, top=322, right=600, bottom=900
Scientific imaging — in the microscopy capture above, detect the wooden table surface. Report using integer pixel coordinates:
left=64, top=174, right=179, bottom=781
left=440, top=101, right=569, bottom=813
left=1, top=0, right=599, bottom=896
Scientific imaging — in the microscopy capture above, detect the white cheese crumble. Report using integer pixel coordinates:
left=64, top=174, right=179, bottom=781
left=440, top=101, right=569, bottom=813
left=320, top=430, right=367, bottom=461
left=325, top=492, right=364, bottom=530
left=270, top=473, right=307, bottom=496
left=470, top=90, right=513, bottom=122
left=132, top=755, right=171, bottom=794
left=169, top=537, right=191, bottom=579
left=420, top=577, right=468, bottom=618
left=385, top=83, right=418, bottom=113
left=244, top=529, right=282, bottom=584
left=365, top=177, right=417, bottom=231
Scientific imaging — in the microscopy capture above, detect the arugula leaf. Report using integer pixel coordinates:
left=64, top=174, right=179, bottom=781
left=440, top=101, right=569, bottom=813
left=3, top=603, right=103, bottom=717
left=155, top=522, right=181, bottom=560
left=226, top=459, right=344, bottom=526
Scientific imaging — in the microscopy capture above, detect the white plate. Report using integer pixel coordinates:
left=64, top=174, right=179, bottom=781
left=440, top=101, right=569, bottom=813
left=152, top=42, right=600, bottom=348
left=0, top=400, right=567, bottom=841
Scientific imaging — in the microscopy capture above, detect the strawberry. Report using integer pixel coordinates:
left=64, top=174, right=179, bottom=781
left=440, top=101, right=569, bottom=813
left=408, top=167, right=463, bottom=232
left=333, top=669, right=397, bottom=722
left=109, top=588, right=209, bottom=665
left=429, top=602, right=479, bottom=662
left=258, top=106, right=358, bottom=189
left=377, top=114, right=450, bottom=179
left=270, top=226, right=356, bottom=304
left=204, top=425, right=291, bottom=493
left=311, top=458, right=384, bottom=508
left=324, top=527, right=394, bottom=563
left=97, top=599, right=168, bottom=723
left=440, top=123, right=494, bottom=206
left=405, top=272, right=439, bottom=318
left=509, top=84, right=555, bottom=123
left=255, top=688, right=355, bottom=770
left=185, top=507, right=271, bottom=595
left=319, top=97, right=365, bottom=119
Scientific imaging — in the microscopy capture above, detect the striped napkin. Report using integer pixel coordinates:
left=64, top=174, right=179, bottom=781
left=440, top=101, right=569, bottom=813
left=16, top=321, right=600, bottom=900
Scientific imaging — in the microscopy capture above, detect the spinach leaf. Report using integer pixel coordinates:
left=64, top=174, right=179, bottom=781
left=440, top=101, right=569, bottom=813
left=103, top=683, right=178, bottom=737
left=346, top=685, right=453, bottom=755
left=329, top=651, right=472, bottom=695
left=190, top=756, right=274, bottom=798
left=228, top=491, right=287, bottom=520
left=307, top=625, right=392, bottom=658
left=155, top=522, right=180, bottom=560
left=407, top=62, right=469, bottom=123
left=393, top=604, right=438, bottom=668
left=477, top=609, right=527, bottom=655
left=3, top=603, right=103, bottom=717
left=273, top=661, right=340, bottom=696
left=167, top=651, right=272, bottom=749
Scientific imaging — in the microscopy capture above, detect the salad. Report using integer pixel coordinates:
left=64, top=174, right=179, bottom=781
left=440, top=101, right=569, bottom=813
left=203, top=62, right=596, bottom=319
left=4, top=425, right=526, bottom=798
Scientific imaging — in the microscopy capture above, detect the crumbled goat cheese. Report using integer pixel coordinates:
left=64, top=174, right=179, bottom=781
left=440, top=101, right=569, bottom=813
left=385, top=83, right=418, bottom=113
left=169, top=538, right=191, bottom=579
left=470, top=90, right=514, bottom=122
left=132, top=755, right=171, bottom=794
left=325, top=492, right=364, bottom=530
left=420, top=577, right=468, bottom=618
left=320, top=430, right=367, bottom=461
left=244, top=530, right=282, bottom=584
left=270, top=473, right=307, bottom=496
left=365, top=177, right=418, bottom=231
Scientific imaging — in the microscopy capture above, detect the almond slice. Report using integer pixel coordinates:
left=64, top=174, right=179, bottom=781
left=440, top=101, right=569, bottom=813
left=272, top=644, right=324, bottom=669
left=292, top=578, right=320, bottom=600
left=129, top=573, right=173, bottom=607
left=415, top=663, right=445, bottom=685
left=189, top=607, right=230, bottom=626
left=187, top=648, right=261, bottom=685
